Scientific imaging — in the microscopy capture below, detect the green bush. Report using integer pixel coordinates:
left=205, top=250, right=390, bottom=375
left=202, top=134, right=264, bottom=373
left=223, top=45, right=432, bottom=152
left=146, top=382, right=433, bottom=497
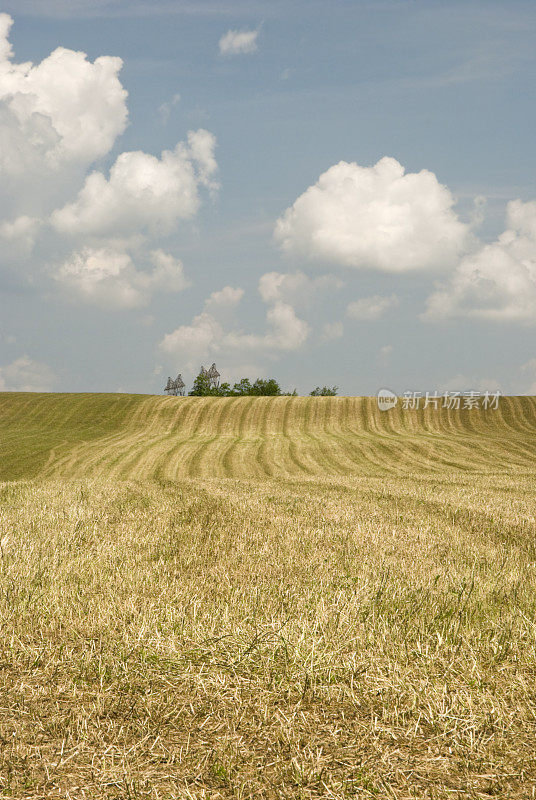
left=310, top=386, right=338, bottom=396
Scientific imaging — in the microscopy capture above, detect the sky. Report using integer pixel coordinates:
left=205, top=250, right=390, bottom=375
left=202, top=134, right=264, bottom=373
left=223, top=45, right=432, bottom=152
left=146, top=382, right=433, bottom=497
left=0, top=0, right=535, bottom=396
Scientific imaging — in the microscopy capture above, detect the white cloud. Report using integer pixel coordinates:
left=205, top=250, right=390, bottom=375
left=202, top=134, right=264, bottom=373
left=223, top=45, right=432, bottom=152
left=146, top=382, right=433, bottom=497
left=161, top=301, right=309, bottom=368
left=186, top=128, right=219, bottom=192
left=258, top=270, right=343, bottom=305
left=0, top=18, right=217, bottom=316
left=54, top=247, right=189, bottom=308
left=264, top=302, right=309, bottom=349
left=159, top=286, right=310, bottom=372
left=347, top=293, right=398, bottom=320
left=0, top=214, right=41, bottom=255
left=218, top=302, right=309, bottom=353
left=158, top=92, right=180, bottom=124
left=204, top=285, right=244, bottom=312
left=0, top=14, right=127, bottom=174
left=148, top=248, right=190, bottom=291
left=275, top=156, right=470, bottom=273
left=0, top=214, right=39, bottom=240
left=0, top=355, right=55, bottom=391
left=51, top=129, right=218, bottom=238
left=0, top=14, right=12, bottom=62
left=424, top=200, right=536, bottom=322
left=219, top=28, right=259, bottom=56
left=159, top=311, right=221, bottom=370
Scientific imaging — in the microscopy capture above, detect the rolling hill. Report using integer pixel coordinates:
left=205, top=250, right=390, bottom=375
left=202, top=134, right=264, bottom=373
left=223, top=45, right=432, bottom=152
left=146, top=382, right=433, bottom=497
left=0, top=392, right=535, bottom=481
left=2, top=391, right=536, bottom=797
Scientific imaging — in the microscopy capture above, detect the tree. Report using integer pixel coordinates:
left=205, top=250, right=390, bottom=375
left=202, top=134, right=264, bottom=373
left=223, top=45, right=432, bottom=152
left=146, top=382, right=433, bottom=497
left=310, top=386, right=338, bottom=396
left=250, top=378, right=282, bottom=396
left=189, top=370, right=214, bottom=396
left=231, top=378, right=253, bottom=396
left=188, top=371, right=291, bottom=397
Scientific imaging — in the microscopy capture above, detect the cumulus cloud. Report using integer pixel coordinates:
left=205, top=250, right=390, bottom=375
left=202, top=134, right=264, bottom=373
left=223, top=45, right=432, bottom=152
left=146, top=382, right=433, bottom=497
left=0, top=16, right=218, bottom=322
left=263, top=302, right=309, bottom=349
left=219, top=28, right=259, bottom=56
left=161, top=301, right=309, bottom=368
left=51, top=129, right=218, bottom=238
left=204, top=285, right=244, bottom=312
left=54, top=247, right=189, bottom=308
left=0, top=355, right=55, bottom=391
left=258, top=270, right=343, bottom=306
left=0, top=214, right=41, bottom=255
left=217, top=301, right=309, bottom=354
left=0, top=13, right=127, bottom=175
left=424, top=200, right=536, bottom=322
left=347, top=293, right=398, bottom=320
left=160, top=311, right=220, bottom=368
left=159, top=285, right=310, bottom=371
left=160, top=271, right=342, bottom=373
left=275, top=156, right=470, bottom=273
left=148, top=248, right=190, bottom=290
left=186, top=128, right=219, bottom=191
left=0, top=14, right=12, bottom=61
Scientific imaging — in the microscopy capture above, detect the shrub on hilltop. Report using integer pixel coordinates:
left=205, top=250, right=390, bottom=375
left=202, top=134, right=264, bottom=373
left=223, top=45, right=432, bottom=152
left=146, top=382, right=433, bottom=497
left=310, top=386, right=338, bottom=396
left=189, top=371, right=286, bottom=397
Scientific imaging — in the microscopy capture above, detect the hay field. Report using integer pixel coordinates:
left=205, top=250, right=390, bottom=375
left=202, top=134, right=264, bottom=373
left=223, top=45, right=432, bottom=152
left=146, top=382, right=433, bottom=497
left=1, top=393, right=535, bottom=798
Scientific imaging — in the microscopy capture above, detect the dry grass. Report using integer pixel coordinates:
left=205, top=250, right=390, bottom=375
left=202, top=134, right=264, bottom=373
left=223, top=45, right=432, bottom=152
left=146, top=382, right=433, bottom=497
left=1, top=394, right=535, bottom=482
left=1, top=468, right=536, bottom=798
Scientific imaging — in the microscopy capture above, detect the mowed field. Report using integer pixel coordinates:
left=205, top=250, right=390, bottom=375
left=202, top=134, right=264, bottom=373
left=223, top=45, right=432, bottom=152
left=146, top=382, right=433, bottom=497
left=1, top=392, right=536, bottom=482
left=1, top=394, right=536, bottom=799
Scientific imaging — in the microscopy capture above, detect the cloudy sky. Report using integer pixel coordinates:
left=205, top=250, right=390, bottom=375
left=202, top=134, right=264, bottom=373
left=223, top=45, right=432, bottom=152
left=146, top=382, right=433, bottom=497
left=0, top=0, right=535, bottom=395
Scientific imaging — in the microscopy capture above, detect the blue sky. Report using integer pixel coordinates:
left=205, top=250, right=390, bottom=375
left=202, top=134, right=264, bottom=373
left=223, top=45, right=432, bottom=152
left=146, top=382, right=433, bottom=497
left=0, top=0, right=535, bottom=395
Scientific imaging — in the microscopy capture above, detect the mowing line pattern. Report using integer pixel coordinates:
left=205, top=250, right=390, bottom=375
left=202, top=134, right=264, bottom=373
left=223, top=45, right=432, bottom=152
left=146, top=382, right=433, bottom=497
left=0, top=393, right=535, bottom=482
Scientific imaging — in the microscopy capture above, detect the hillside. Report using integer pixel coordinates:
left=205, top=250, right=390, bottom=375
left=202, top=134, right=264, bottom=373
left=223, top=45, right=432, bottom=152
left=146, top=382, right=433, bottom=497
left=2, top=392, right=536, bottom=797
left=0, top=392, right=535, bottom=481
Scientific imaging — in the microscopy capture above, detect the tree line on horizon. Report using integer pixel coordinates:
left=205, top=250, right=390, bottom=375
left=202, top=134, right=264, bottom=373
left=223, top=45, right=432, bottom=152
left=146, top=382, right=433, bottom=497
left=188, top=370, right=338, bottom=397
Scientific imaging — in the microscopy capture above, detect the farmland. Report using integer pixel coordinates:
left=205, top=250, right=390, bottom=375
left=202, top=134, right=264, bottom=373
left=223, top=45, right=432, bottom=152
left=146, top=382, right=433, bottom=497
left=0, top=394, right=535, bottom=798
left=1, top=393, right=535, bottom=482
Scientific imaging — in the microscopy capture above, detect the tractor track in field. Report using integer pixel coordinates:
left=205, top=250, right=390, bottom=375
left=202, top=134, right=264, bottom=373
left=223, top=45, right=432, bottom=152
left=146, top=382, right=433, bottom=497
left=1, top=393, right=535, bottom=481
